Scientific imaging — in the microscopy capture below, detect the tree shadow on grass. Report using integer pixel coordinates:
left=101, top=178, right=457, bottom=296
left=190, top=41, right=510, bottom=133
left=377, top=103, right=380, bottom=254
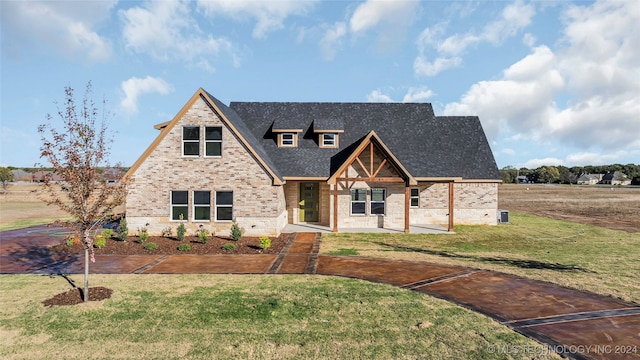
left=373, top=242, right=595, bottom=273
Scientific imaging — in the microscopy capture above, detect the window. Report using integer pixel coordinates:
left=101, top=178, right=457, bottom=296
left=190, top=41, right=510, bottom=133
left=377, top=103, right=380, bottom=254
left=171, top=191, right=188, bottom=220
left=215, top=191, right=233, bottom=221
left=410, top=188, right=420, bottom=208
left=194, top=191, right=211, bottom=221
left=370, top=188, right=386, bottom=215
left=322, top=133, right=335, bottom=147
left=350, top=189, right=366, bottom=215
left=183, top=126, right=200, bottom=156
left=205, top=127, right=222, bottom=156
left=281, top=133, right=295, bottom=147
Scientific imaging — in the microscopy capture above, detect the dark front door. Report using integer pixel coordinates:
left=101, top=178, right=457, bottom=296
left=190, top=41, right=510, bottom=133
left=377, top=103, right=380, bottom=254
left=299, top=182, right=319, bottom=222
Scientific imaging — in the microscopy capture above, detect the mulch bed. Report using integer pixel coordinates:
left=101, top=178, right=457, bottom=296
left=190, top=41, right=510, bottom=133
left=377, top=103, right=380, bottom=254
left=42, top=286, right=113, bottom=307
left=49, top=234, right=289, bottom=256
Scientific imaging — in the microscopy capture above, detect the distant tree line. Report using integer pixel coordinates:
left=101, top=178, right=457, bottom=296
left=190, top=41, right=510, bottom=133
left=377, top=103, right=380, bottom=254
left=500, top=164, right=640, bottom=185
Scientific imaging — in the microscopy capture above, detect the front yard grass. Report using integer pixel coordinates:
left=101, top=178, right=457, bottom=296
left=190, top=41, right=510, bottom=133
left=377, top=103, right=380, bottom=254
left=0, top=274, right=560, bottom=360
left=322, top=211, right=640, bottom=303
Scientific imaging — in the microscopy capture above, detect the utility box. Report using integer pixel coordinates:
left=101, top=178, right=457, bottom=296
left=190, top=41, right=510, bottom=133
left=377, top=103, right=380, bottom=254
left=497, top=210, right=510, bottom=224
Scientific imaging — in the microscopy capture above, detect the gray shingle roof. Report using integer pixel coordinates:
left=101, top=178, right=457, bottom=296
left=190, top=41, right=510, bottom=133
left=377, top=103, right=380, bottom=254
left=225, top=101, right=499, bottom=180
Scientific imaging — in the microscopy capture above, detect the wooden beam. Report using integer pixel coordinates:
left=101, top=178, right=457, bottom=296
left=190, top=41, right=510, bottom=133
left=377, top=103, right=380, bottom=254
left=333, top=183, right=339, bottom=232
left=336, top=177, right=405, bottom=183
left=369, top=142, right=374, bottom=176
left=404, top=186, right=410, bottom=233
left=448, top=182, right=454, bottom=232
left=372, top=159, right=387, bottom=178
left=354, top=156, right=371, bottom=177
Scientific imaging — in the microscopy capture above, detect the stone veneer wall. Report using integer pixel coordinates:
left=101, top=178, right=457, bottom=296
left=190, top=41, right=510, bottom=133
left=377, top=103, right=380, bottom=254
left=409, top=182, right=498, bottom=226
left=126, top=96, right=286, bottom=236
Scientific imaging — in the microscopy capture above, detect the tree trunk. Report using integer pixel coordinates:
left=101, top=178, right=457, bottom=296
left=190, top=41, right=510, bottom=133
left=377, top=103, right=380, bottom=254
left=84, top=246, right=89, bottom=302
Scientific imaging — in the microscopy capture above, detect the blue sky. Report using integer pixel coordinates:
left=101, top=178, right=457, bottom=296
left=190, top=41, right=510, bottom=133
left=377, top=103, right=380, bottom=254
left=1, top=0, right=638, bottom=169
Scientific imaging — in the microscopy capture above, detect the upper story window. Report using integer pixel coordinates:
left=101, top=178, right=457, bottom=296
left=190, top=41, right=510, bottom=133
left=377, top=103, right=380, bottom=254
left=183, top=126, right=200, bottom=156
left=205, top=127, right=222, bottom=156
left=320, top=133, right=338, bottom=148
left=278, top=133, right=297, bottom=147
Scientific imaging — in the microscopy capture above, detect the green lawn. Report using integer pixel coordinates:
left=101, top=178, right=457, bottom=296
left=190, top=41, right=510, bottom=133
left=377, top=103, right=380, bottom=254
left=0, top=274, right=560, bottom=360
left=322, top=211, right=640, bottom=303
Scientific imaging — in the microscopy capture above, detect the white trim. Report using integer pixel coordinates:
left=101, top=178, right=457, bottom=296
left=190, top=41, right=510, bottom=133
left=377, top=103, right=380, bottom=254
left=204, top=126, right=223, bottom=157
left=350, top=188, right=366, bottom=215
left=193, top=190, right=211, bottom=222
left=182, top=126, right=200, bottom=157
left=410, top=187, right=420, bottom=208
left=370, top=188, right=386, bottom=216
left=215, top=190, right=234, bottom=222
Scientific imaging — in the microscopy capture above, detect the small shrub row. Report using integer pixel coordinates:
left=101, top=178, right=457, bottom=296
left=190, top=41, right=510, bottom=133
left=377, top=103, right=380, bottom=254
left=144, top=242, right=158, bottom=250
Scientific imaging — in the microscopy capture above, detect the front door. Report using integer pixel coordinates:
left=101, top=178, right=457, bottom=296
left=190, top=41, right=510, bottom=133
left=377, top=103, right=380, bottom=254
left=299, top=182, right=319, bottom=222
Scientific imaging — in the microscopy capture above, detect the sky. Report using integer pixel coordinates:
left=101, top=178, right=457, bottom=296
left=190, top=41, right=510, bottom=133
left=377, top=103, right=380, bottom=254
left=1, top=0, right=638, bottom=170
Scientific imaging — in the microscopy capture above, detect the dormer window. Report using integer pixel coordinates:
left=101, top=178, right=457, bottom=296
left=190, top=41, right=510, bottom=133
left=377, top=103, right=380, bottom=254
left=320, top=133, right=338, bottom=148
left=278, top=133, right=297, bottom=147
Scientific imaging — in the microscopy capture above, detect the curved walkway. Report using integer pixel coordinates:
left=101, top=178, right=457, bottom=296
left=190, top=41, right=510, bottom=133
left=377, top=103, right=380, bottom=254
left=1, top=226, right=639, bottom=360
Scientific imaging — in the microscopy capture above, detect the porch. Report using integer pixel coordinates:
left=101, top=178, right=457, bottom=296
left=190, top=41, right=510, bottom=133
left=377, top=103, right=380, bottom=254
left=283, top=223, right=451, bottom=234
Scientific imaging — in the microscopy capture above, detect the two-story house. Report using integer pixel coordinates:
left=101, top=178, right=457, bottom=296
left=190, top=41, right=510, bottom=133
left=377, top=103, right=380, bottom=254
left=124, top=88, right=501, bottom=236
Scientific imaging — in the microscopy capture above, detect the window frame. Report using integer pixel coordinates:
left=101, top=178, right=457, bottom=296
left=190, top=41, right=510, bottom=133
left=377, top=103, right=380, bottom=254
left=193, top=190, right=211, bottom=222
left=205, top=126, right=222, bottom=157
left=410, top=188, right=420, bottom=208
left=182, top=126, right=200, bottom=157
left=320, top=133, right=338, bottom=148
left=279, top=133, right=296, bottom=147
left=170, top=190, right=189, bottom=221
left=370, top=188, right=386, bottom=216
left=350, top=188, right=367, bottom=215
left=215, top=190, right=234, bottom=222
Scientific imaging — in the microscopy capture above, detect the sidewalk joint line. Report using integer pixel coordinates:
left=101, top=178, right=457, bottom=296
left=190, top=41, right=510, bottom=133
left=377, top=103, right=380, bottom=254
left=402, top=270, right=479, bottom=289
left=132, top=255, right=170, bottom=274
left=505, top=307, right=640, bottom=328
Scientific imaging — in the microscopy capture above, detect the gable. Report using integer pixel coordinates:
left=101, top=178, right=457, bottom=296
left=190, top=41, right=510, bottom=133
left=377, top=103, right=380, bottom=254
left=125, top=89, right=283, bottom=185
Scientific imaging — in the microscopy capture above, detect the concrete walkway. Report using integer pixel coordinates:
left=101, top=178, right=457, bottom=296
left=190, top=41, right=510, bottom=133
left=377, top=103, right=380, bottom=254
left=1, top=225, right=639, bottom=360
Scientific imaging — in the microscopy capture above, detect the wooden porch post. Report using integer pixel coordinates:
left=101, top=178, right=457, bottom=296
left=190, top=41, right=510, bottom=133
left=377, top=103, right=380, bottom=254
left=404, top=185, right=410, bottom=233
left=333, top=183, right=339, bottom=232
left=448, top=182, right=454, bottom=232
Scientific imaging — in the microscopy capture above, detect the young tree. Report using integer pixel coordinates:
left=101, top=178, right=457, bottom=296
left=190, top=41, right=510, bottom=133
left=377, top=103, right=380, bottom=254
left=0, top=167, right=14, bottom=191
left=37, top=82, right=127, bottom=302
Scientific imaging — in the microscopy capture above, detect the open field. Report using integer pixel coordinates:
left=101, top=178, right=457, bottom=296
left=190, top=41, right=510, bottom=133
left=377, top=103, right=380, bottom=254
left=0, top=183, right=123, bottom=231
left=499, top=184, right=640, bottom=233
left=0, top=274, right=559, bottom=360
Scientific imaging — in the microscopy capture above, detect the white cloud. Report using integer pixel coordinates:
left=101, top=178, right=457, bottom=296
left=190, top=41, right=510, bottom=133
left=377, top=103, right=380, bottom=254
left=196, top=0, right=317, bottom=39
left=413, top=56, right=462, bottom=77
left=1, top=0, right=115, bottom=62
left=120, top=1, right=235, bottom=70
left=523, top=157, right=564, bottom=169
left=349, top=0, right=419, bottom=34
left=320, top=22, right=347, bottom=61
left=366, top=90, right=394, bottom=103
left=444, top=1, right=640, bottom=167
left=121, top=76, right=173, bottom=114
left=414, top=0, right=535, bottom=76
left=402, top=87, right=434, bottom=103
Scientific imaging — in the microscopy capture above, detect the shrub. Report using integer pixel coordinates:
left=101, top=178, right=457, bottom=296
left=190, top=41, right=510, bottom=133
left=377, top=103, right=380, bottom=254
left=101, top=228, right=114, bottom=239
left=178, top=243, right=191, bottom=251
left=177, top=214, right=186, bottom=241
left=137, top=226, right=149, bottom=244
left=230, top=220, right=243, bottom=241
left=197, top=226, right=210, bottom=244
left=94, top=235, right=106, bottom=249
left=116, top=218, right=128, bottom=241
left=221, top=243, right=235, bottom=252
left=66, top=237, right=75, bottom=246
left=144, top=242, right=158, bottom=250
left=161, top=226, right=173, bottom=238
left=259, top=236, right=271, bottom=250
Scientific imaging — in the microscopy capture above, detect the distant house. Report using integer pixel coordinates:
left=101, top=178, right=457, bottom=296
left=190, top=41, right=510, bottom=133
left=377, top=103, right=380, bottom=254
left=124, top=88, right=501, bottom=236
left=577, top=173, right=602, bottom=185
left=600, top=171, right=631, bottom=185
left=31, top=171, right=63, bottom=183
left=10, top=169, right=31, bottom=182
left=515, top=175, right=529, bottom=184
